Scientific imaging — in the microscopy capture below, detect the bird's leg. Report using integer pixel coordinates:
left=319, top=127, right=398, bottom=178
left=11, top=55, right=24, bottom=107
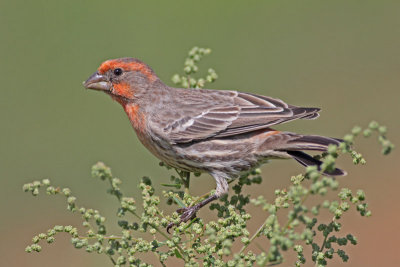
left=166, top=172, right=229, bottom=233
left=178, top=194, right=218, bottom=221
left=166, top=194, right=218, bottom=233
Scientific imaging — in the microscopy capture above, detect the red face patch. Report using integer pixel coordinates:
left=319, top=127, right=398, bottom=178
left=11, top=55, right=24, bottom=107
left=98, top=59, right=156, bottom=82
left=113, top=82, right=134, bottom=99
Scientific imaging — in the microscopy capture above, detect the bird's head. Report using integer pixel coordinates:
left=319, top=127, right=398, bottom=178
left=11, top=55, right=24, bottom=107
left=83, top=58, right=159, bottom=101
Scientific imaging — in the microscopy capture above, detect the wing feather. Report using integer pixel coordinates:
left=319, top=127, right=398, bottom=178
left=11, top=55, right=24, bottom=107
left=160, top=90, right=320, bottom=144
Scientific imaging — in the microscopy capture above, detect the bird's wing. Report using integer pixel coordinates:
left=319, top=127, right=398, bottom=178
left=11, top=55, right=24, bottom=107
left=216, top=92, right=320, bottom=137
left=158, top=90, right=320, bottom=144
left=162, top=106, right=241, bottom=143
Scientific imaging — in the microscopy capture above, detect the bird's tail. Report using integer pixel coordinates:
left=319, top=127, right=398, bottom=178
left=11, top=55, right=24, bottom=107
left=261, top=133, right=346, bottom=176
left=287, top=150, right=346, bottom=176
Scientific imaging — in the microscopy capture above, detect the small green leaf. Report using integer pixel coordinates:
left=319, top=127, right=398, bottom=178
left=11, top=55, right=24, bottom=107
left=160, top=183, right=181, bottom=189
left=174, top=248, right=182, bottom=259
left=172, top=196, right=186, bottom=208
left=183, top=217, right=198, bottom=230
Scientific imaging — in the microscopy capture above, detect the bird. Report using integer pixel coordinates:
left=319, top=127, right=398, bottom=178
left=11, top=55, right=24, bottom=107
left=83, top=57, right=345, bottom=232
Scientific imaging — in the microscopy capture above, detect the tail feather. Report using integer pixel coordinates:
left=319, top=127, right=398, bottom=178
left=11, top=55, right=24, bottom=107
left=286, top=135, right=342, bottom=151
left=302, top=112, right=320, bottom=120
left=259, top=131, right=346, bottom=176
left=292, top=107, right=320, bottom=120
left=287, top=150, right=346, bottom=176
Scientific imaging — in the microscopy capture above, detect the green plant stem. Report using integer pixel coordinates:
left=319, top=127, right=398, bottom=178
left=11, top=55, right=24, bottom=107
left=241, top=187, right=311, bottom=265
left=281, top=190, right=311, bottom=234
left=193, top=191, right=211, bottom=205
left=107, top=254, right=116, bottom=265
left=256, top=252, right=283, bottom=267
left=157, top=252, right=167, bottom=267
left=319, top=233, right=329, bottom=253
left=240, top=217, right=268, bottom=254
left=316, top=219, right=336, bottom=267
left=184, top=171, right=190, bottom=195
left=176, top=169, right=191, bottom=194
left=128, top=210, right=189, bottom=262
left=267, top=259, right=284, bottom=266
left=106, top=177, right=190, bottom=263
left=78, top=235, right=124, bottom=240
left=108, top=179, right=122, bottom=201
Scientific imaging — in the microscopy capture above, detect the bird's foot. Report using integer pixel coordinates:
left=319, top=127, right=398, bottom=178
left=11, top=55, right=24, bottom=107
left=166, top=205, right=199, bottom=233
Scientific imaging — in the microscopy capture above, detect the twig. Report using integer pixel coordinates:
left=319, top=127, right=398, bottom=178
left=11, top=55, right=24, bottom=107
left=107, top=254, right=116, bottom=265
left=239, top=217, right=268, bottom=254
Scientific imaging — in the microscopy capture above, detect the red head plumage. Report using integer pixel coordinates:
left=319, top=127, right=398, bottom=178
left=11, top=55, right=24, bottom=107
left=98, top=58, right=157, bottom=82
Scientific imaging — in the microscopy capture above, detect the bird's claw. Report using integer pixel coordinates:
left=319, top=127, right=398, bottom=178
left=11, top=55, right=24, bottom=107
left=166, top=206, right=199, bottom=233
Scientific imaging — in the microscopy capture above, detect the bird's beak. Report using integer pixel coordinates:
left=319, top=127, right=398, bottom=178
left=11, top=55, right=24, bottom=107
left=83, top=72, right=110, bottom=91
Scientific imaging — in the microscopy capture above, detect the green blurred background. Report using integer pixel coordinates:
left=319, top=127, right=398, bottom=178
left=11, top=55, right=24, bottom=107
left=1, top=0, right=399, bottom=266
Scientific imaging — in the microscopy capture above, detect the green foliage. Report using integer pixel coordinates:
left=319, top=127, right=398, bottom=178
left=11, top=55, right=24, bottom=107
left=24, top=47, right=394, bottom=266
left=171, top=46, right=218, bottom=89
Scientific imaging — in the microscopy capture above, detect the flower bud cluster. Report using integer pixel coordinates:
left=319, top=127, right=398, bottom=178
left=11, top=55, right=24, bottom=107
left=171, top=46, right=218, bottom=89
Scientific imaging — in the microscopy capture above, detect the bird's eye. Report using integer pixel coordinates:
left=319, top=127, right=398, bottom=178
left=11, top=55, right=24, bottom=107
left=113, top=68, right=123, bottom=76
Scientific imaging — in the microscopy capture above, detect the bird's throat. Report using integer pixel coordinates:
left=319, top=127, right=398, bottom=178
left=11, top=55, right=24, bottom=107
left=122, top=103, right=146, bottom=134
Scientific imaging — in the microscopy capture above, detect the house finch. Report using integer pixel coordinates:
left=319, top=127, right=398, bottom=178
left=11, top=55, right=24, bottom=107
left=84, top=57, right=344, bottom=232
